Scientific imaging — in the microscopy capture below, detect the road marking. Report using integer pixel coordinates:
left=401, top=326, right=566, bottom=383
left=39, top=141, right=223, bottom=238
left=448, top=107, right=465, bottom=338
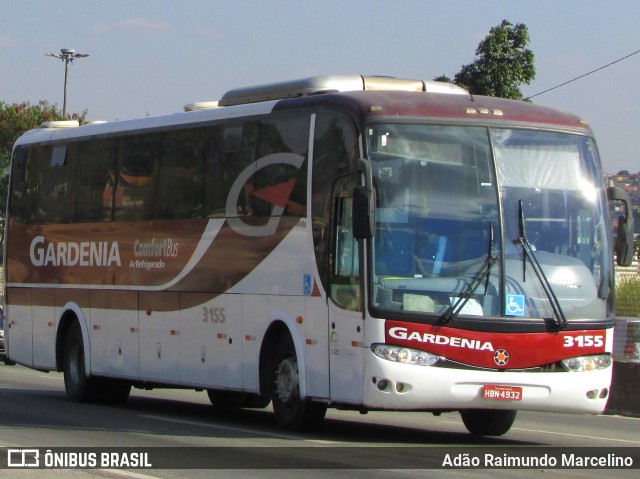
left=440, top=418, right=640, bottom=445
left=509, top=426, right=640, bottom=445
left=93, top=470, right=161, bottom=479
left=602, top=414, right=640, bottom=422
left=138, top=414, right=338, bottom=444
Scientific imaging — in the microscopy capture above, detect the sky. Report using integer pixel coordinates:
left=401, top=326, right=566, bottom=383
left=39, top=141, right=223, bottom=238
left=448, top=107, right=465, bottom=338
left=1, top=0, right=639, bottom=173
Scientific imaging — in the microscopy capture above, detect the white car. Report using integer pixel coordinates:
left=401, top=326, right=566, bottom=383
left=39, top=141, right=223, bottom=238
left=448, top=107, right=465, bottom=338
left=0, top=329, right=14, bottom=366
left=0, top=308, right=15, bottom=365
left=0, top=328, right=6, bottom=361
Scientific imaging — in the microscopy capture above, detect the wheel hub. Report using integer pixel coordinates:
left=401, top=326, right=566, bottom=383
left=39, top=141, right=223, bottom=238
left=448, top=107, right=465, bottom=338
left=274, top=357, right=298, bottom=403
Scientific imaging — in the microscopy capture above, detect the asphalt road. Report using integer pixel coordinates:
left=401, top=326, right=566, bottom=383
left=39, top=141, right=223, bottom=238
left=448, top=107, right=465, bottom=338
left=0, top=364, right=638, bottom=478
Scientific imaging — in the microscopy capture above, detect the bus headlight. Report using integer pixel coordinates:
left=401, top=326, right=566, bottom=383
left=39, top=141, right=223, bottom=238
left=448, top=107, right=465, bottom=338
left=561, top=355, right=612, bottom=372
left=372, top=344, right=440, bottom=366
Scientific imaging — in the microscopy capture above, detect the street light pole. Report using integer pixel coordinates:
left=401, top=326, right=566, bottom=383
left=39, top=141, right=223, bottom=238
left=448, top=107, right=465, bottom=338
left=45, top=48, right=89, bottom=117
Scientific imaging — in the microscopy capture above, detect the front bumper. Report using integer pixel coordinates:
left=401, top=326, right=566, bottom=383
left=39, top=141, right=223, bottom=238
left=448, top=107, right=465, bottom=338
left=363, top=350, right=611, bottom=414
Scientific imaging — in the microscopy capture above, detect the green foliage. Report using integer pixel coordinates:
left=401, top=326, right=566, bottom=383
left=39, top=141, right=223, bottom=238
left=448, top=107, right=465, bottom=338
left=616, top=276, right=640, bottom=317
left=439, top=19, right=536, bottom=100
left=433, top=74, right=452, bottom=84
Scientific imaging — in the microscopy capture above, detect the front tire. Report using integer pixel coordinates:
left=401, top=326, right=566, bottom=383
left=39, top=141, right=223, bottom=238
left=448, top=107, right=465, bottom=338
left=460, top=409, right=517, bottom=436
left=271, top=335, right=327, bottom=431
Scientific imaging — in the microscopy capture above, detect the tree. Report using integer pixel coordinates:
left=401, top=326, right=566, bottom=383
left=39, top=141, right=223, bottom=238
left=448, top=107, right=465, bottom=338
left=433, top=74, right=452, bottom=84
left=438, top=20, right=535, bottom=100
left=0, top=101, right=86, bottom=235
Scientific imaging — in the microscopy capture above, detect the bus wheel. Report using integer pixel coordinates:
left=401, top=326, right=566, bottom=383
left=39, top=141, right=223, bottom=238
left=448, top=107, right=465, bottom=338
left=271, top=335, right=327, bottom=431
left=63, top=322, right=98, bottom=402
left=460, top=409, right=517, bottom=436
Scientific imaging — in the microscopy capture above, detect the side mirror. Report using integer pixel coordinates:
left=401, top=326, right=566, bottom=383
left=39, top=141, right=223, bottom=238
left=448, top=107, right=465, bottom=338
left=353, top=185, right=375, bottom=239
left=353, top=158, right=376, bottom=240
left=607, top=186, right=635, bottom=266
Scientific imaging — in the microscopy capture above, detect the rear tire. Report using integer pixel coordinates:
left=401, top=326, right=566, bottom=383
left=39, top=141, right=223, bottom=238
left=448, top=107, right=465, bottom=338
left=63, top=322, right=99, bottom=402
left=270, top=335, right=327, bottom=431
left=460, top=409, right=517, bottom=436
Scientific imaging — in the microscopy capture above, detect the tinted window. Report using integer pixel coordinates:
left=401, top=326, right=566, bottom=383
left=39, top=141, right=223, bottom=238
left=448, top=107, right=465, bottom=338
left=10, top=113, right=311, bottom=225
left=73, top=139, right=117, bottom=222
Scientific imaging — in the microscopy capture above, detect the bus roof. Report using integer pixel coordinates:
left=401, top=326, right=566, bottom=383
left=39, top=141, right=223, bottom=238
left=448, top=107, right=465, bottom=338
left=13, top=75, right=591, bottom=148
left=274, top=89, right=591, bottom=133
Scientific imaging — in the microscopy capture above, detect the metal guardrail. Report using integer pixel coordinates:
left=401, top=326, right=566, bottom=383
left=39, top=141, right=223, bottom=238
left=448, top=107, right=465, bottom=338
left=614, top=317, right=640, bottom=363
left=615, top=261, right=639, bottom=281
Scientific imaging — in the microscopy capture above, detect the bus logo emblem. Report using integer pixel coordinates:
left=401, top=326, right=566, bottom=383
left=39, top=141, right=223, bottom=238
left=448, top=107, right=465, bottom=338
left=226, top=152, right=305, bottom=237
left=494, top=349, right=510, bottom=366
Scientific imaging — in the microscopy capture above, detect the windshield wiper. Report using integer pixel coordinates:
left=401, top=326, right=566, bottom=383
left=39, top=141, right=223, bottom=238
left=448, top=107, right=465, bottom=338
left=516, top=200, right=568, bottom=329
left=441, top=223, right=497, bottom=323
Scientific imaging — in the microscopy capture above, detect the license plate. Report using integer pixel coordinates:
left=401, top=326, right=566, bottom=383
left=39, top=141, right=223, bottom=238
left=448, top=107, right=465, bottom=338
left=482, top=385, right=522, bottom=401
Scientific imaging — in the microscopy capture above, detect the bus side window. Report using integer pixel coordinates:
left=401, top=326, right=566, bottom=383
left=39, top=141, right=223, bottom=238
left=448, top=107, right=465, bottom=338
left=202, top=125, right=227, bottom=217
left=222, top=122, right=256, bottom=217
left=155, top=129, right=205, bottom=219
left=311, top=113, right=358, bottom=295
left=31, top=144, right=75, bottom=224
left=116, top=134, right=160, bottom=221
left=73, top=139, right=117, bottom=222
left=8, top=148, right=29, bottom=223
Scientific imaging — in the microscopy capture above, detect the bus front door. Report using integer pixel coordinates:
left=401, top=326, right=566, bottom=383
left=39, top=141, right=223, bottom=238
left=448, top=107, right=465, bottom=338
left=328, top=176, right=365, bottom=404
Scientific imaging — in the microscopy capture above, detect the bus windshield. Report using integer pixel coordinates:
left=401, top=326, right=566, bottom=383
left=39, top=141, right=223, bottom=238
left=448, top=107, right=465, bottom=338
left=367, top=124, right=612, bottom=322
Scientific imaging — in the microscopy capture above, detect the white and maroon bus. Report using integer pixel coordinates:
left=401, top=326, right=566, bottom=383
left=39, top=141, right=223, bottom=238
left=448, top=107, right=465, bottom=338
left=3, top=75, right=634, bottom=435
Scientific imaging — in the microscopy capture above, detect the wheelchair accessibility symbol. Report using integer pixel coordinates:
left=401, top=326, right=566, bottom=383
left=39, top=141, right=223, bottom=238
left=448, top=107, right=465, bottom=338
left=506, top=294, right=525, bottom=316
left=303, top=274, right=312, bottom=296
